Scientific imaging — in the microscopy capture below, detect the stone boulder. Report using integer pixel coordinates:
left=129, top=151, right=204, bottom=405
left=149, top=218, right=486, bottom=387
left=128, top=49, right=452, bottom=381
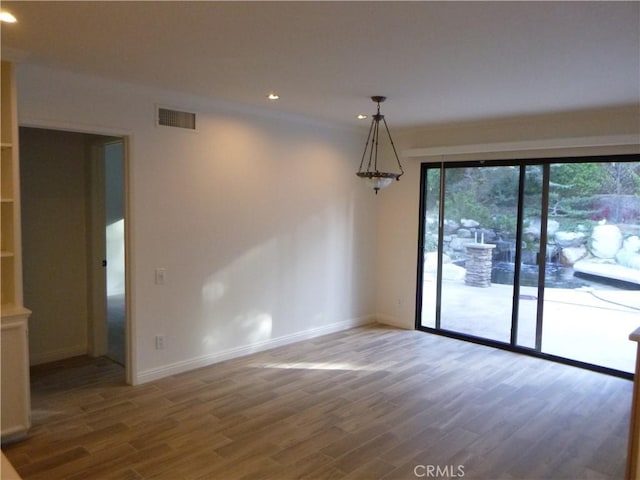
left=525, top=218, right=560, bottom=240
left=460, top=218, right=480, bottom=228
left=622, top=235, right=640, bottom=253
left=443, top=219, right=460, bottom=234
left=449, top=237, right=468, bottom=252
left=559, top=246, right=588, bottom=266
left=591, top=224, right=623, bottom=259
left=615, top=235, right=640, bottom=270
left=555, top=231, right=586, bottom=248
left=442, top=263, right=466, bottom=281
left=616, top=250, right=640, bottom=270
left=547, top=220, right=560, bottom=237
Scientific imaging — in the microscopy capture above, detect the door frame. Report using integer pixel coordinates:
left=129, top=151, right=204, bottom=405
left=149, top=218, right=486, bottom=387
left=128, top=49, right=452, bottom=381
left=20, top=119, right=134, bottom=385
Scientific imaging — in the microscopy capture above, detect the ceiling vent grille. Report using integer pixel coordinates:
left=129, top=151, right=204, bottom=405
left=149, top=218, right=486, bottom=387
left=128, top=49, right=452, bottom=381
left=157, top=107, right=196, bottom=130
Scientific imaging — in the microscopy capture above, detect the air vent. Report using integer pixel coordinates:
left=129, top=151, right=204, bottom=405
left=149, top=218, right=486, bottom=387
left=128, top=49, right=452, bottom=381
left=157, top=107, right=196, bottom=130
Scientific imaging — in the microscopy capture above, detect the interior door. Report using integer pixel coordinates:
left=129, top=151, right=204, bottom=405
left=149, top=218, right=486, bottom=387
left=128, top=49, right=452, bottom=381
left=88, top=138, right=126, bottom=366
left=104, top=140, right=126, bottom=365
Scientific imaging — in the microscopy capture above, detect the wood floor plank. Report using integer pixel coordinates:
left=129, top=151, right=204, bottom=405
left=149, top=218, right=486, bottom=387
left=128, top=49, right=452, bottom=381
left=271, top=426, right=347, bottom=466
left=25, top=444, right=136, bottom=480
left=2, top=325, right=633, bottom=479
left=64, top=444, right=173, bottom=480
left=14, top=447, right=91, bottom=478
left=341, top=458, right=396, bottom=479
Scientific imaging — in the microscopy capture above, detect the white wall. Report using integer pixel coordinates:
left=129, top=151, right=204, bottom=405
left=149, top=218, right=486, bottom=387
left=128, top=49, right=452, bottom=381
left=16, top=64, right=377, bottom=383
left=375, top=107, right=640, bottom=329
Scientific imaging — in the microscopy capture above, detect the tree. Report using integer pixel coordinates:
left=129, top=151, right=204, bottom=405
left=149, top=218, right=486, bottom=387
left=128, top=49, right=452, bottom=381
left=550, top=163, right=609, bottom=197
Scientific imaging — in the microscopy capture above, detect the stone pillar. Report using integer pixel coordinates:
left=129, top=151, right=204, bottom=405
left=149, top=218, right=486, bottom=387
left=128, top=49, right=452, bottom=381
left=464, top=243, right=497, bottom=287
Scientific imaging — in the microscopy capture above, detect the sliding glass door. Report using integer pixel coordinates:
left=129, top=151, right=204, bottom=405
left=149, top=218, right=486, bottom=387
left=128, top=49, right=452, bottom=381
left=417, top=155, right=640, bottom=376
left=539, top=161, right=640, bottom=371
left=437, top=165, right=518, bottom=343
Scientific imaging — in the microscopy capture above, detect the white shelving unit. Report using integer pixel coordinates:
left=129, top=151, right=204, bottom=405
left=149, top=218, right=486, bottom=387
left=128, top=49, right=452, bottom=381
left=1, top=60, right=31, bottom=443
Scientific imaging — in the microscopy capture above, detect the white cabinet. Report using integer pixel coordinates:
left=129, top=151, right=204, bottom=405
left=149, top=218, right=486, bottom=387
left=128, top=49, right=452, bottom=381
left=1, top=61, right=31, bottom=442
left=1, top=308, right=30, bottom=441
left=627, top=327, right=640, bottom=479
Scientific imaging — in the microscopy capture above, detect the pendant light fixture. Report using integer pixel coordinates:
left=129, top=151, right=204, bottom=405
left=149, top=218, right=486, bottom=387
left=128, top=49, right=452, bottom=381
left=356, top=96, right=404, bottom=194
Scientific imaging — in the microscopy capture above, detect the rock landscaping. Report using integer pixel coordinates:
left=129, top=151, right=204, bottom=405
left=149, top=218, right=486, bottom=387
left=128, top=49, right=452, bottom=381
left=425, top=217, right=640, bottom=286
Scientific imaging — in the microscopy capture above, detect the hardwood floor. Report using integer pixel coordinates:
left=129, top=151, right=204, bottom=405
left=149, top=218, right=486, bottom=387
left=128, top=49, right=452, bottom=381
left=2, top=325, right=633, bottom=479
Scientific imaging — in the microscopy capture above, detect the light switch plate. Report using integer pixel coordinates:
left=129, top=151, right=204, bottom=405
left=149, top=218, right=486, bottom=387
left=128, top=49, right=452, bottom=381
left=155, top=268, right=167, bottom=285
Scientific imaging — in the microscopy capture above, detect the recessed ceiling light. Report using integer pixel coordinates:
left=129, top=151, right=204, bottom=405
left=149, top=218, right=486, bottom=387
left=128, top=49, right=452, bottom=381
left=0, top=11, right=17, bottom=23
left=357, top=114, right=368, bottom=120
left=267, top=93, right=280, bottom=100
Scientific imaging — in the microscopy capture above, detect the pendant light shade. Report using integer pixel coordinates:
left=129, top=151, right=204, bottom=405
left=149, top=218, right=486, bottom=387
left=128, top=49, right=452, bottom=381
left=356, top=96, right=404, bottom=194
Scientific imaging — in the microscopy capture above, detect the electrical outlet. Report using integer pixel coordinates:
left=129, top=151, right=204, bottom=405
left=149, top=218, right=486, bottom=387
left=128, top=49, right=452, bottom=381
left=155, top=268, right=167, bottom=285
left=155, top=335, right=165, bottom=350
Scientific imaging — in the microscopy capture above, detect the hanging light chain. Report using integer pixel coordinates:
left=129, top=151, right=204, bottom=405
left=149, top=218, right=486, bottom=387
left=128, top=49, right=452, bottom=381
left=381, top=115, right=403, bottom=177
left=358, top=116, right=376, bottom=174
left=356, top=95, right=404, bottom=193
left=371, top=110, right=380, bottom=172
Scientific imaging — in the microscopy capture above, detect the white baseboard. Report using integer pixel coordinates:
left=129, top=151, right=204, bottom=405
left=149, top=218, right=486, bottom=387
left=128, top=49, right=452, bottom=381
left=30, top=344, right=87, bottom=366
left=135, top=315, right=376, bottom=384
left=375, top=314, right=414, bottom=330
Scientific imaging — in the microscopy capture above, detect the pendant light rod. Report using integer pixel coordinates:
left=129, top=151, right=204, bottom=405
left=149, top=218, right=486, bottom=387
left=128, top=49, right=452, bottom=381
left=381, top=115, right=404, bottom=176
left=358, top=112, right=376, bottom=173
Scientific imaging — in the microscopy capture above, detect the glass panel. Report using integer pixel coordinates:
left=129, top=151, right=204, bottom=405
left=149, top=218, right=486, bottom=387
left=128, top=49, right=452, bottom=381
left=439, top=165, right=518, bottom=343
left=541, top=160, right=640, bottom=373
left=420, top=167, right=440, bottom=328
left=516, top=165, right=544, bottom=348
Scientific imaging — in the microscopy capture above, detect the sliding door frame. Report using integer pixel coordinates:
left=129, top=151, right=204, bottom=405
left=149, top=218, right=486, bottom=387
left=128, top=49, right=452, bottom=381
left=415, top=154, right=640, bottom=380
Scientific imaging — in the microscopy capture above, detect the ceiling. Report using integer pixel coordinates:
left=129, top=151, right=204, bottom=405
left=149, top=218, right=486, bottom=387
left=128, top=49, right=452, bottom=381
left=1, top=1, right=639, bottom=128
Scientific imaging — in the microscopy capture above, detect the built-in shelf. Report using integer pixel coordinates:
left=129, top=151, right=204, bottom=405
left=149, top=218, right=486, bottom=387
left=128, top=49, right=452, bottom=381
left=1, top=60, right=31, bottom=443
left=0, top=304, right=30, bottom=316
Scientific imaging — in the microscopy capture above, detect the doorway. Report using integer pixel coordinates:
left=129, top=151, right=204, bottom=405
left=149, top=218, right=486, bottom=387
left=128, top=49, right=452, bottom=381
left=20, top=127, right=128, bottom=373
left=416, top=155, right=640, bottom=376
